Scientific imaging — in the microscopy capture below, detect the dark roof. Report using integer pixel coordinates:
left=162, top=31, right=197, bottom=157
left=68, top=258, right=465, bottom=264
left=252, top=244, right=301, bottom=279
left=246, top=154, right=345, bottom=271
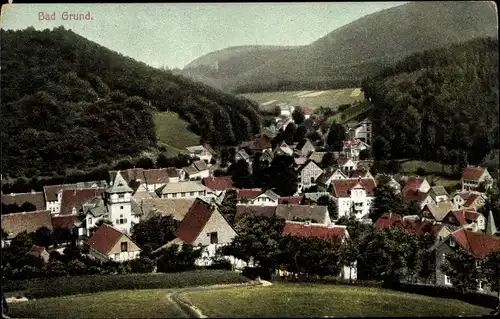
left=402, top=189, right=429, bottom=203
left=462, top=167, right=486, bottom=181
left=51, top=215, right=78, bottom=230
left=248, top=135, right=272, bottom=151
left=202, top=176, right=234, bottom=191
left=143, top=169, right=170, bottom=185
left=60, top=188, right=105, bottom=215
left=451, top=229, right=500, bottom=259
left=403, top=177, right=425, bottom=191
left=331, top=179, right=376, bottom=197
left=282, top=221, right=347, bottom=240
left=43, top=184, right=78, bottom=202
left=193, top=160, right=209, bottom=171
left=1, top=192, right=46, bottom=210
left=87, top=224, right=138, bottom=255
left=175, top=198, right=215, bottom=244
left=278, top=196, right=303, bottom=205
left=374, top=213, right=404, bottom=229
left=30, top=244, right=46, bottom=255
left=235, top=205, right=277, bottom=219
left=1, top=210, right=53, bottom=239
left=275, top=204, right=329, bottom=223
left=430, top=185, right=448, bottom=197
left=237, top=189, right=263, bottom=200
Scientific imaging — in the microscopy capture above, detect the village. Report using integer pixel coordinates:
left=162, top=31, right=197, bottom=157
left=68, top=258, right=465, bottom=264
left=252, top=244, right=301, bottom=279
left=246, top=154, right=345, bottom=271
left=2, top=103, right=499, bottom=296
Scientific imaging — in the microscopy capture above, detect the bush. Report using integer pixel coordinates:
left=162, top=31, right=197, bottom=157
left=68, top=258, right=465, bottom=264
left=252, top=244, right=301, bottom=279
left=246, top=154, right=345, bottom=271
left=206, top=259, right=233, bottom=271
left=416, top=167, right=426, bottom=176
left=2, top=270, right=249, bottom=299
left=242, top=267, right=272, bottom=281
left=130, top=257, right=155, bottom=273
left=45, top=260, right=67, bottom=277
left=67, top=260, right=87, bottom=276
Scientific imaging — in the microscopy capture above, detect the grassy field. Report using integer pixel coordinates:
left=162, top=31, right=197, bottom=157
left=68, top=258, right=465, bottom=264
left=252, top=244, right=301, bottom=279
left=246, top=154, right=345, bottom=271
left=8, top=289, right=185, bottom=319
left=154, top=112, right=200, bottom=153
left=240, top=88, right=365, bottom=111
left=181, top=283, right=490, bottom=317
left=399, top=160, right=461, bottom=191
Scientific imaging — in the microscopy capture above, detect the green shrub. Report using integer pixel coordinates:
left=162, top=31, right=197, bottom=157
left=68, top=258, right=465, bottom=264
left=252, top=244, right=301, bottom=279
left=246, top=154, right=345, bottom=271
left=3, top=270, right=249, bottom=299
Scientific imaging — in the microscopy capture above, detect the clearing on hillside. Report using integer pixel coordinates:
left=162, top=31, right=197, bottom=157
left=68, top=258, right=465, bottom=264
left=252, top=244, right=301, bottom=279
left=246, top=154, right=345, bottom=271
left=181, top=283, right=491, bottom=317
left=154, top=112, right=200, bottom=154
left=239, top=88, right=365, bottom=111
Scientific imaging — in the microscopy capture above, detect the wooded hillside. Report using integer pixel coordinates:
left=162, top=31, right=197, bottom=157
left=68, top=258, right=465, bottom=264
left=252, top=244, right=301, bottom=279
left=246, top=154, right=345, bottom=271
left=1, top=27, right=261, bottom=178
left=362, top=37, right=499, bottom=170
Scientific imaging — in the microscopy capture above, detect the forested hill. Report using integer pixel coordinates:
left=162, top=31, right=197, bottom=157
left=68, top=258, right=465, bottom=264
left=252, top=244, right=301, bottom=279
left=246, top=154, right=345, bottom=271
left=1, top=27, right=261, bottom=178
left=362, top=37, right=499, bottom=170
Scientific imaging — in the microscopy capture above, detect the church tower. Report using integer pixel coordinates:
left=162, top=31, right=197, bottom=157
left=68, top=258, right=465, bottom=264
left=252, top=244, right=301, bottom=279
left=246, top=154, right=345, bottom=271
left=105, top=171, right=134, bottom=234
left=486, top=210, right=498, bottom=236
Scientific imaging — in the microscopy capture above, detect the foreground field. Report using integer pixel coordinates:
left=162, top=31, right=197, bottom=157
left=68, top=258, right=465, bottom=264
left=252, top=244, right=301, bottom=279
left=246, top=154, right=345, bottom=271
left=181, top=283, right=490, bottom=317
left=154, top=111, right=200, bottom=154
left=8, top=289, right=185, bottom=319
left=240, top=88, right=364, bottom=111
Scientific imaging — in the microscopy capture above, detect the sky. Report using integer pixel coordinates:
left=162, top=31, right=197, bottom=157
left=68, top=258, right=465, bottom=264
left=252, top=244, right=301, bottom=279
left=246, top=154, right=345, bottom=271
left=3, top=2, right=408, bottom=69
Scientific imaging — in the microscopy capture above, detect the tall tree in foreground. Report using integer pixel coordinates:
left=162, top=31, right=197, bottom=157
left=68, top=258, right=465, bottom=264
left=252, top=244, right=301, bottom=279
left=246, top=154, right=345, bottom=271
left=326, top=122, right=347, bottom=151
left=230, top=159, right=252, bottom=189
left=292, top=106, right=306, bottom=125
left=441, top=246, right=482, bottom=293
left=131, top=214, right=179, bottom=252
left=219, top=189, right=237, bottom=224
left=370, top=175, right=403, bottom=222
left=317, top=195, right=338, bottom=221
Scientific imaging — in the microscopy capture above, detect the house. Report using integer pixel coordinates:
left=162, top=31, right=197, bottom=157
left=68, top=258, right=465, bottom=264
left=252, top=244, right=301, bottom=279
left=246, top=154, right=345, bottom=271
left=140, top=198, right=196, bottom=221
left=83, top=171, right=142, bottom=236
left=2, top=191, right=46, bottom=212
left=143, top=169, right=171, bottom=192
left=186, top=145, right=213, bottom=163
left=294, top=139, right=316, bottom=157
left=316, top=168, right=348, bottom=191
left=431, top=229, right=500, bottom=288
left=461, top=166, right=493, bottom=192
left=347, top=118, right=372, bottom=145
left=260, top=149, right=274, bottom=163
left=43, top=184, right=78, bottom=215
left=420, top=202, right=454, bottom=223
left=236, top=189, right=280, bottom=206
left=236, top=189, right=263, bottom=205
left=278, top=196, right=303, bottom=205
left=297, top=160, right=324, bottom=192
left=441, top=208, right=486, bottom=232
left=235, top=205, right=277, bottom=221
left=275, top=204, right=331, bottom=225
left=109, top=168, right=145, bottom=188
left=349, top=169, right=374, bottom=180
left=331, top=178, right=376, bottom=219
left=308, top=152, right=326, bottom=165
left=375, top=174, right=401, bottom=194
left=280, top=221, right=356, bottom=281
left=1, top=210, right=53, bottom=246
left=202, top=176, right=234, bottom=197
left=183, top=160, right=210, bottom=180
left=59, top=188, right=106, bottom=216
left=130, top=182, right=157, bottom=201
left=428, top=186, right=450, bottom=204
left=402, top=176, right=433, bottom=209
left=403, top=176, right=431, bottom=194
left=338, top=157, right=358, bottom=173
left=279, top=104, right=295, bottom=117
left=87, top=224, right=141, bottom=263
left=273, top=142, right=294, bottom=157
left=165, top=167, right=181, bottom=183
left=302, top=192, right=332, bottom=205
left=342, top=139, right=369, bottom=160
left=234, top=149, right=251, bottom=164
left=451, top=191, right=487, bottom=210
left=163, top=198, right=242, bottom=267
left=155, top=181, right=209, bottom=200
left=374, top=213, right=404, bottom=230
left=248, top=134, right=273, bottom=153
left=28, top=245, right=50, bottom=263
left=294, top=156, right=309, bottom=167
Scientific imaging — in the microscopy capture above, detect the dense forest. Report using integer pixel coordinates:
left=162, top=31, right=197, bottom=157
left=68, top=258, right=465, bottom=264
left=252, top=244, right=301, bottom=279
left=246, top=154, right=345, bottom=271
left=1, top=27, right=261, bottom=178
left=362, top=37, right=499, bottom=170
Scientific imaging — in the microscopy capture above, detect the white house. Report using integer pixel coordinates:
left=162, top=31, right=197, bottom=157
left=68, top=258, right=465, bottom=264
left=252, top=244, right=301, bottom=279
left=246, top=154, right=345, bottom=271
left=186, top=145, right=213, bottom=163
left=428, top=186, right=450, bottom=204
left=43, top=184, right=78, bottom=215
left=339, top=158, right=358, bottom=173
left=155, top=181, right=210, bottom=200
left=461, top=166, right=493, bottom=192
left=236, top=189, right=280, bottom=206
left=273, top=142, right=294, bottom=157
left=331, top=178, right=376, bottom=219
left=183, top=160, right=210, bottom=180
left=297, top=160, right=324, bottom=193
left=451, top=191, right=487, bottom=210
left=279, top=104, right=295, bottom=117
left=441, top=208, right=486, bottom=232
left=317, top=169, right=348, bottom=191
left=347, top=118, right=372, bottom=145
left=87, top=223, right=141, bottom=263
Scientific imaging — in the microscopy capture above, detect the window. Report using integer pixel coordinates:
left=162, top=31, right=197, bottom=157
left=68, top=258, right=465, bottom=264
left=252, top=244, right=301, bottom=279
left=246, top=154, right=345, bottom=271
left=198, top=191, right=204, bottom=196
left=444, top=275, right=452, bottom=286
left=181, top=192, right=186, bottom=197
left=172, top=193, right=177, bottom=198
left=310, top=177, right=315, bottom=184
left=119, top=194, right=124, bottom=199
left=121, top=242, right=128, bottom=252
left=190, top=192, right=195, bottom=196
left=449, top=239, right=455, bottom=247
left=209, top=232, right=218, bottom=244
left=88, top=217, right=92, bottom=225
left=117, top=215, right=127, bottom=225
left=114, top=253, right=120, bottom=260
left=120, top=206, right=124, bottom=210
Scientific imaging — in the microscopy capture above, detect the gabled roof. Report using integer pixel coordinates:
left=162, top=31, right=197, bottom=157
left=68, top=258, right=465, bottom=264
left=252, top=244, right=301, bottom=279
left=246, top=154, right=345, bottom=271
left=87, top=224, right=140, bottom=255
left=462, top=166, right=486, bottom=181
left=403, top=177, right=425, bottom=191
left=463, top=193, right=483, bottom=208
left=445, top=208, right=481, bottom=226
left=143, top=169, right=170, bottom=185
left=235, top=205, right=277, bottom=219
left=43, top=184, right=78, bottom=202
left=109, top=168, right=145, bottom=184
left=282, top=221, right=347, bottom=241
left=403, top=189, right=429, bottom=203
left=294, top=157, right=308, bottom=166
left=450, top=228, right=500, bottom=259
left=166, top=167, right=180, bottom=178
left=193, top=160, right=209, bottom=171
left=350, top=169, right=371, bottom=179
left=308, top=152, right=326, bottom=164
left=295, top=139, right=315, bottom=152
left=155, top=181, right=207, bottom=194
left=183, top=165, right=199, bottom=175
left=275, top=204, right=329, bottom=224
left=1, top=191, right=46, bottom=211
left=259, top=189, right=280, bottom=201
left=30, top=244, right=47, bottom=255
left=331, top=178, right=376, bottom=197
left=202, top=176, right=234, bottom=191
left=248, top=134, right=272, bottom=151
left=1, top=210, right=53, bottom=239
left=236, top=149, right=250, bottom=161
left=278, top=196, right=303, bottom=205
left=422, top=202, right=454, bottom=222
left=60, top=188, right=105, bottom=216
left=298, top=160, right=322, bottom=173
left=186, top=145, right=210, bottom=154
left=374, top=213, right=404, bottom=229
left=175, top=198, right=219, bottom=244
left=140, top=198, right=196, bottom=221
left=106, top=171, right=133, bottom=194
left=51, top=215, right=78, bottom=230
left=237, top=189, right=263, bottom=200
left=429, top=185, right=448, bottom=197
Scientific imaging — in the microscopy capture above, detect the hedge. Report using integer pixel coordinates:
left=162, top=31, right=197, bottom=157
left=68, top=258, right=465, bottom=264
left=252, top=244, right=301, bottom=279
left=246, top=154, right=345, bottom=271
left=3, top=270, right=250, bottom=299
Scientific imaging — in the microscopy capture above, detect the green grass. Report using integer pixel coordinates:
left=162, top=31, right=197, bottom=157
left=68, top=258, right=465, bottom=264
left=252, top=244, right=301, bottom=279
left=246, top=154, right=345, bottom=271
left=327, top=102, right=372, bottom=124
left=8, top=289, right=185, bottom=319
left=181, top=283, right=491, bottom=317
left=154, top=111, right=200, bottom=153
left=400, top=160, right=454, bottom=176
left=240, top=88, right=365, bottom=111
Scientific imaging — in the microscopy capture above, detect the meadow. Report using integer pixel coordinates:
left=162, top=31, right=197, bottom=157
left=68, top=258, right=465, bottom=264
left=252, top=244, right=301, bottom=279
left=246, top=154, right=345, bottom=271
left=153, top=111, right=200, bottom=154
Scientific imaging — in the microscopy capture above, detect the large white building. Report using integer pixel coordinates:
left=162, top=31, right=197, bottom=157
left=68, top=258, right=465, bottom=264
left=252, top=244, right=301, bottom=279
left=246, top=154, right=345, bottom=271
left=331, top=178, right=376, bottom=219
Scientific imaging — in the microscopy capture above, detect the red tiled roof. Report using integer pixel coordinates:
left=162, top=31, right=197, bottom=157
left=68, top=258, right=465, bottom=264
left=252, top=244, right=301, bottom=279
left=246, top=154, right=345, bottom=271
left=403, top=189, right=428, bottom=203
left=282, top=221, right=347, bottom=240
left=278, top=196, right=303, bottom=205
left=451, top=229, right=500, bottom=259
left=331, top=179, right=376, bottom=197
left=404, top=177, right=424, bottom=191
left=43, top=184, right=78, bottom=202
left=343, top=139, right=361, bottom=147
left=30, top=245, right=46, bottom=254
left=235, top=205, right=277, bottom=219
left=374, top=213, right=404, bottom=229
left=463, top=193, right=480, bottom=208
left=203, top=176, right=234, bottom=191
left=60, top=188, right=105, bottom=216
left=249, top=135, right=272, bottom=151
left=462, top=167, right=485, bottom=181
left=143, top=169, right=170, bottom=185
left=1, top=210, right=53, bottom=239
left=448, top=209, right=481, bottom=226
left=51, top=215, right=78, bottom=230
left=175, top=198, right=215, bottom=245
left=237, top=189, right=263, bottom=200
left=87, top=224, right=132, bottom=255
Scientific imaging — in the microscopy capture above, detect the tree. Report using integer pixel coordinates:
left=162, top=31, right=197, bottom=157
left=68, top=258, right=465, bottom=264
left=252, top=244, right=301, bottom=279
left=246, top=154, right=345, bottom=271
left=220, top=148, right=231, bottom=167
left=282, top=122, right=297, bottom=145
left=156, top=153, right=170, bottom=168
left=326, top=122, right=347, bottom=151
left=219, top=189, right=237, bottom=224
left=371, top=175, right=404, bottom=221
left=268, top=155, right=298, bottom=196
left=156, top=244, right=202, bottom=273
left=19, top=201, right=37, bottom=212
left=130, top=256, right=155, bottom=273
left=131, top=214, right=179, bottom=252
left=478, top=181, right=500, bottom=227
left=482, top=251, right=500, bottom=308
left=45, top=260, right=68, bottom=277
left=292, top=107, right=305, bottom=125
left=317, top=195, right=338, bottom=220
left=115, top=159, right=134, bottom=170
left=67, top=259, right=87, bottom=276
left=359, top=149, right=371, bottom=160
left=441, top=246, right=482, bottom=293
left=33, top=226, right=53, bottom=248
left=294, top=125, right=308, bottom=143
left=230, top=159, right=252, bottom=189
left=135, top=156, right=155, bottom=169
left=320, top=152, right=336, bottom=168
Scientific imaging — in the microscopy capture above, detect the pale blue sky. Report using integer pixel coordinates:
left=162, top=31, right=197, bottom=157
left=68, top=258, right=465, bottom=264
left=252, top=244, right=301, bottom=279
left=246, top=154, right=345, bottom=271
left=3, top=2, right=408, bottom=69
